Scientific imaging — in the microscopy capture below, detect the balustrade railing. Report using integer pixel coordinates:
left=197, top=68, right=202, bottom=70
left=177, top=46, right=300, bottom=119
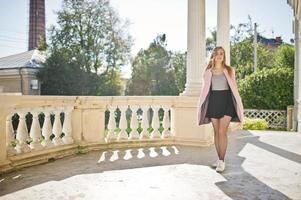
left=4, top=98, right=174, bottom=159
left=105, top=105, right=172, bottom=142
left=6, top=106, right=74, bottom=156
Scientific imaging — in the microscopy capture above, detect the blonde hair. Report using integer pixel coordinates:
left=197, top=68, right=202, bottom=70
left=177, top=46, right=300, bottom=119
left=206, top=46, right=233, bottom=77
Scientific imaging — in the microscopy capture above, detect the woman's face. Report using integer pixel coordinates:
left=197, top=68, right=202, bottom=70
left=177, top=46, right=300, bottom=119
left=214, top=49, right=224, bottom=63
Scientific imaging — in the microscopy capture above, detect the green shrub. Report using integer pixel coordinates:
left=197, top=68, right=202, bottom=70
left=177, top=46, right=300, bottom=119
left=275, top=44, right=294, bottom=69
left=243, top=117, right=269, bottom=130
left=239, top=67, right=293, bottom=109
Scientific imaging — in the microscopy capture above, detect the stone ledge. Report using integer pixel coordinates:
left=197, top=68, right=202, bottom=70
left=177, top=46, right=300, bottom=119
left=0, top=136, right=216, bottom=174
left=1, top=144, right=79, bottom=174
left=0, top=160, right=12, bottom=173
left=174, top=137, right=214, bottom=147
left=78, top=138, right=175, bottom=152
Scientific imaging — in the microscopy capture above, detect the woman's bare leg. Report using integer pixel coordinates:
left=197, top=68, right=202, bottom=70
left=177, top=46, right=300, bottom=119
left=218, top=115, right=232, bottom=161
left=211, top=118, right=221, bottom=159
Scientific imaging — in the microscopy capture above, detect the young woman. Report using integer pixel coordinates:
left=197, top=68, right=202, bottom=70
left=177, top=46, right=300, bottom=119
left=197, top=46, right=244, bottom=173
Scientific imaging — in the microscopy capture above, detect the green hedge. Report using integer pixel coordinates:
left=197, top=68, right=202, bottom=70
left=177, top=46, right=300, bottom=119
left=243, top=117, right=269, bottom=130
left=238, top=67, right=293, bottom=109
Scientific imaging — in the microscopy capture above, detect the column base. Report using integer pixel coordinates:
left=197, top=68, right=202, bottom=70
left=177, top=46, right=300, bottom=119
left=293, top=100, right=301, bottom=132
left=171, top=101, right=214, bottom=145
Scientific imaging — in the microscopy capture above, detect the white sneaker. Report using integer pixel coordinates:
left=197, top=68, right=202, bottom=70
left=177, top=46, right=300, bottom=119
left=211, top=159, right=219, bottom=168
left=216, top=160, right=225, bottom=172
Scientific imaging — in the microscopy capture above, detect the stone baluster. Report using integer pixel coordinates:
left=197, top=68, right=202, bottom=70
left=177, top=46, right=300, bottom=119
left=29, top=111, right=43, bottom=150
left=150, top=105, right=161, bottom=139
left=129, top=106, right=139, bottom=140
left=6, top=114, right=16, bottom=156
left=117, top=106, right=128, bottom=140
left=106, top=105, right=117, bottom=141
left=140, top=106, right=150, bottom=140
left=52, top=109, right=64, bottom=146
left=62, top=107, right=74, bottom=144
left=42, top=111, right=54, bottom=148
left=16, top=111, right=30, bottom=153
left=162, top=106, right=172, bottom=138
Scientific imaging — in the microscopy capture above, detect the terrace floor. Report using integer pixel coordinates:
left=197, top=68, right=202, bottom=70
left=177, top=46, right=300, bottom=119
left=0, top=130, right=301, bottom=200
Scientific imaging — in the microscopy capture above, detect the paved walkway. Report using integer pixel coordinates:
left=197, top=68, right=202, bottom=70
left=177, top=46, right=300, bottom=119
left=0, top=130, right=301, bottom=200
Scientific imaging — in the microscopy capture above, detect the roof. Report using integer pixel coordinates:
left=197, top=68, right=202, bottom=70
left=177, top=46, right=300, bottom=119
left=0, top=50, right=46, bottom=70
left=257, top=35, right=283, bottom=46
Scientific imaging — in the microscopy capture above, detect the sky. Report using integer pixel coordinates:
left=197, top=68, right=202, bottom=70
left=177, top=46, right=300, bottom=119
left=0, top=0, right=294, bottom=78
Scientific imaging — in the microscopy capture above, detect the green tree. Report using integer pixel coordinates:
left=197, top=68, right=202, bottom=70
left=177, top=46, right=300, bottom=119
left=126, top=51, right=151, bottom=95
left=170, top=52, right=186, bottom=93
left=229, top=17, right=276, bottom=80
left=37, top=49, right=100, bottom=95
left=126, top=34, right=179, bottom=95
left=231, top=37, right=276, bottom=81
left=39, top=0, right=132, bottom=95
left=50, top=0, right=132, bottom=73
left=98, top=68, right=123, bottom=96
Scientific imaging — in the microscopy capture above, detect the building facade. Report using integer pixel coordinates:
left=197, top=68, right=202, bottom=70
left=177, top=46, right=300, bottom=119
left=0, top=50, right=45, bottom=95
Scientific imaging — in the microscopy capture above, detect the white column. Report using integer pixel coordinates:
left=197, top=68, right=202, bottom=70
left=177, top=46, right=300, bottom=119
left=294, top=19, right=301, bottom=132
left=181, top=0, right=206, bottom=96
left=217, top=0, right=230, bottom=65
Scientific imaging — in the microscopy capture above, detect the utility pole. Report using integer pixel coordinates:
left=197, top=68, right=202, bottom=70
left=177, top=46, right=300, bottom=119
left=253, top=22, right=257, bottom=72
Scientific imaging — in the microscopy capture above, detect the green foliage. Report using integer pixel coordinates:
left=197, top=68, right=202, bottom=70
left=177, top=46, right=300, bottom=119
left=37, top=37, right=47, bottom=51
left=126, top=34, right=181, bottom=95
left=229, top=18, right=295, bottom=109
left=107, top=121, right=165, bottom=136
left=37, top=50, right=101, bottom=95
left=229, top=17, right=284, bottom=81
left=275, top=44, right=294, bottom=68
left=206, top=28, right=217, bottom=53
left=239, top=67, right=293, bottom=109
left=50, top=0, right=132, bottom=73
left=243, top=117, right=268, bottom=130
left=39, top=0, right=132, bottom=95
left=170, top=52, right=187, bottom=93
left=231, top=37, right=276, bottom=81
left=97, top=69, right=123, bottom=96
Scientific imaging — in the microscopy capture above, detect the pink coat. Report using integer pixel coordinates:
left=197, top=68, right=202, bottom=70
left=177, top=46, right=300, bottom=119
left=197, top=67, right=244, bottom=125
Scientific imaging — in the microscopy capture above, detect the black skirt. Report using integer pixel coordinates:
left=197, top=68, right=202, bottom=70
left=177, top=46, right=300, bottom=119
left=205, top=89, right=238, bottom=119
